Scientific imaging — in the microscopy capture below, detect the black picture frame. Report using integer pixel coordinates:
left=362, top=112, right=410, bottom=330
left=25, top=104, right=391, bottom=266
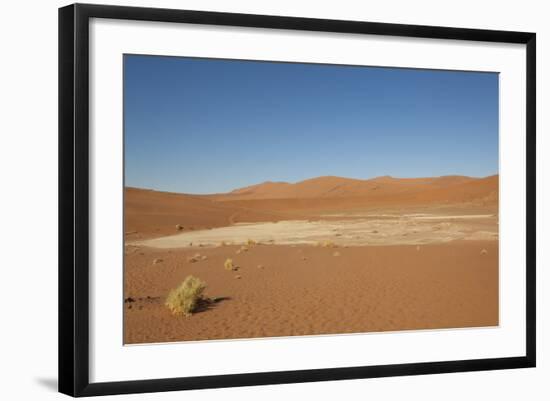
left=59, top=3, right=536, bottom=397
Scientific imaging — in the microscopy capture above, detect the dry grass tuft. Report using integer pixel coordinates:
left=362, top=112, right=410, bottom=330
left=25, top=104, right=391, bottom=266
left=224, top=258, right=237, bottom=271
left=165, top=275, right=206, bottom=316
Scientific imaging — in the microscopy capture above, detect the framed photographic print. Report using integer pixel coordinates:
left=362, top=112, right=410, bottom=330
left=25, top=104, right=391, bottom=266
left=58, top=3, right=536, bottom=397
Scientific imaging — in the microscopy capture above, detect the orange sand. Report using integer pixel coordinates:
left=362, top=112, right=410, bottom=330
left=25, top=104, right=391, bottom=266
left=124, top=175, right=499, bottom=344
left=124, top=241, right=498, bottom=344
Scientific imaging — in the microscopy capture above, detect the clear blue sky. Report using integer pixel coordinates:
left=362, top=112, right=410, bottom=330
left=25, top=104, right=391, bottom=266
left=124, top=55, right=498, bottom=194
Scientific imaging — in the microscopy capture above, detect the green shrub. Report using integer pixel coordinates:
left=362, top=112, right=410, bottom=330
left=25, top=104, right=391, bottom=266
left=165, top=275, right=206, bottom=316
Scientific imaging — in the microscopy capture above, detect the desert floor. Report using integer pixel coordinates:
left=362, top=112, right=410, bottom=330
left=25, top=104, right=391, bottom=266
left=124, top=176, right=499, bottom=344
left=124, top=240, right=498, bottom=344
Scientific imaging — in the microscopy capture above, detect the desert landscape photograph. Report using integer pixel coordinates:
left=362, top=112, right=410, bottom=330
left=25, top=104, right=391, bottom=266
left=123, top=55, right=499, bottom=344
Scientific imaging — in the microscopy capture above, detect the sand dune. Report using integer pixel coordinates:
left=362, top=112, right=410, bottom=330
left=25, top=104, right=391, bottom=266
left=124, top=187, right=305, bottom=239
left=217, top=174, right=496, bottom=201
left=125, top=174, right=499, bottom=344
left=210, top=175, right=498, bottom=217
left=126, top=175, right=498, bottom=240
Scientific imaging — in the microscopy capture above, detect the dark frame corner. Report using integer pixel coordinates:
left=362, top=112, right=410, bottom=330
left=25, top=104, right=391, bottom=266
left=59, top=3, right=536, bottom=397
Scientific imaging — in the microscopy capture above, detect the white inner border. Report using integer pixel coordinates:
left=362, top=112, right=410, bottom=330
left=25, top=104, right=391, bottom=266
left=89, top=18, right=526, bottom=383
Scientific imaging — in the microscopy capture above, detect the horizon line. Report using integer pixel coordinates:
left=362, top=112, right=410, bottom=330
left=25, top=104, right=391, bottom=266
left=124, top=172, right=499, bottom=196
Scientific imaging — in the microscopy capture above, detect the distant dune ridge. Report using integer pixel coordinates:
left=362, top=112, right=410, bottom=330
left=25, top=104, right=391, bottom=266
left=125, top=174, right=498, bottom=239
left=223, top=174, right=498, bottom=201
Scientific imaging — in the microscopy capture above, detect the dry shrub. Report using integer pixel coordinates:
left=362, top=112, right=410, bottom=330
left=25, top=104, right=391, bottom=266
left=165, top=275, right=206, bottom=316
left=247, top=239, right=257, bottom=246
left=224, top=258, right=236, bottom=271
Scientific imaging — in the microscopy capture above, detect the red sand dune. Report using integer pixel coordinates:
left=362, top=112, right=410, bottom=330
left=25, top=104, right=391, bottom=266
left=211, top=175, right=498, bottom=215
left=219, top=174, right=495, bottom=200
left=126, top=175, right=498, bottom=238
left=124, top=187, right=306, bottom=239
left=124, top=174, right=499, bottom=344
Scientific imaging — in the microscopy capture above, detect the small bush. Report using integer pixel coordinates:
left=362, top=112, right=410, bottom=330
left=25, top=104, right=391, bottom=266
left=165, top=276, right=206, bottom=316
left=224, top=258, right=236, bottom=271
left=247, top=239, right=257, bottom=246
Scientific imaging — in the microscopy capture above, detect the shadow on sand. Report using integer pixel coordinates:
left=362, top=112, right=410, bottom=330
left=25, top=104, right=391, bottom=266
left=194, top=296, right=231, bottom=314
